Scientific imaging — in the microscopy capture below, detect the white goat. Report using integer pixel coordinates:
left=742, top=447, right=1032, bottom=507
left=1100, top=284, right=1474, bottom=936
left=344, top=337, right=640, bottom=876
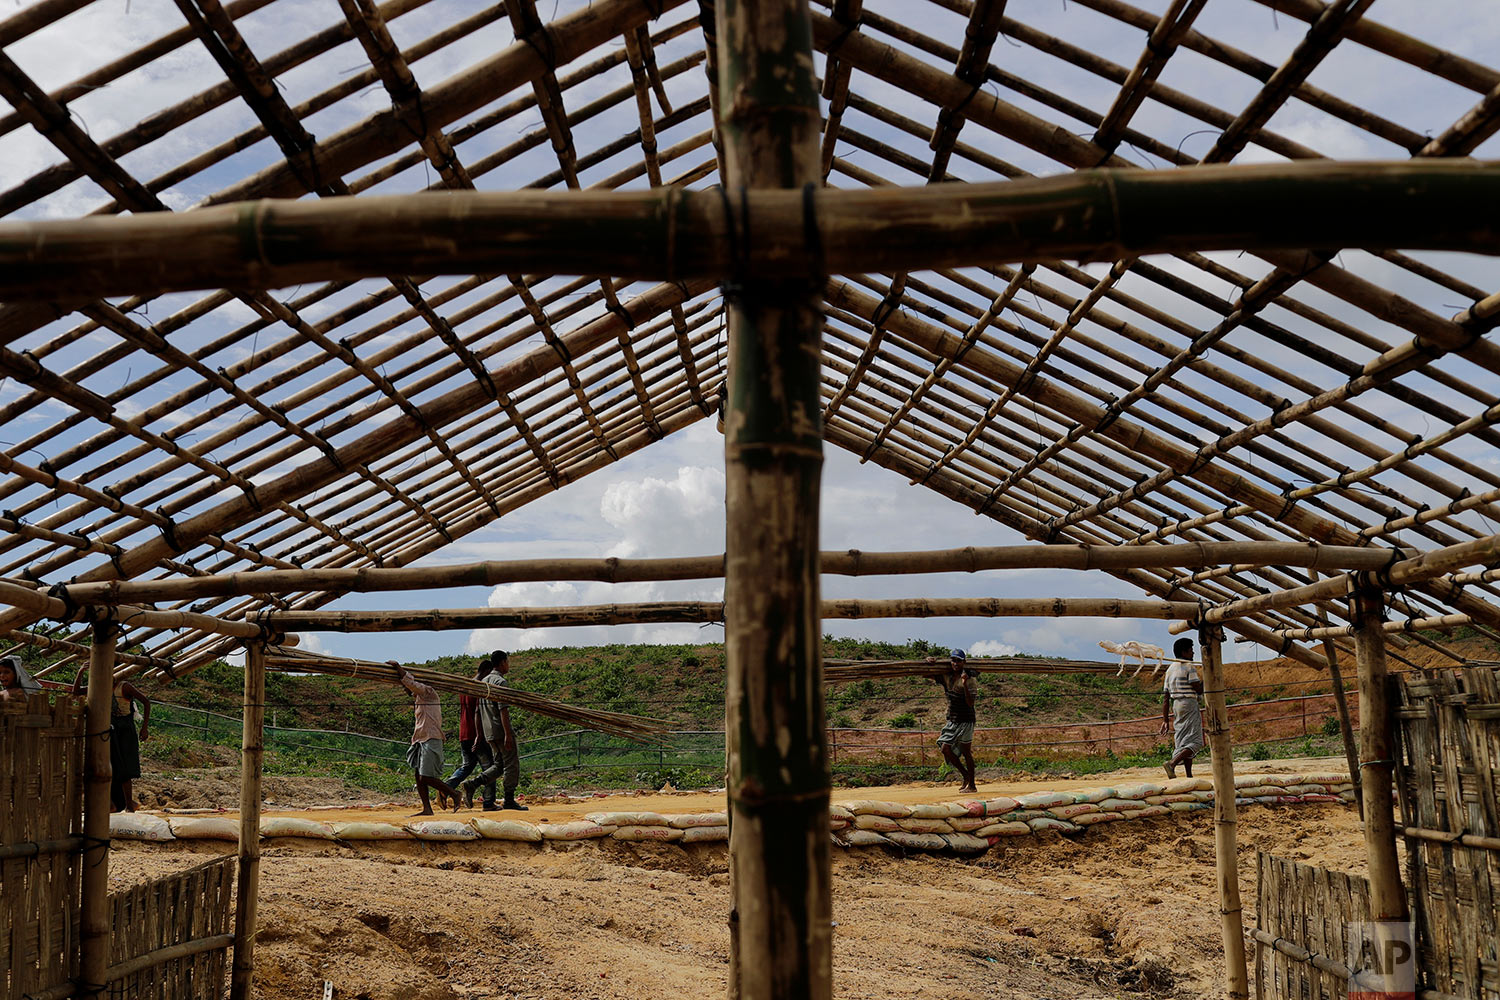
left=1098, top=639, right=1167, bottom=678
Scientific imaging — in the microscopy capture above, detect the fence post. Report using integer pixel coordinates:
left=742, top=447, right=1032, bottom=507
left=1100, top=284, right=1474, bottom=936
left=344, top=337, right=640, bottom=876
left=231, top=640, right=266, bottom=1000
left=1199, top=625, right=1249, bottom=1000
left=576, top=730, right=582, bottom=770
left=79, top=620, right=117, bottom=1000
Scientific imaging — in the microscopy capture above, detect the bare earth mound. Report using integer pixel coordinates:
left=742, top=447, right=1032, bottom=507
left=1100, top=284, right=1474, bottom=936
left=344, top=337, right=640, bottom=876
left=113, top=800, right=1364, bottom=999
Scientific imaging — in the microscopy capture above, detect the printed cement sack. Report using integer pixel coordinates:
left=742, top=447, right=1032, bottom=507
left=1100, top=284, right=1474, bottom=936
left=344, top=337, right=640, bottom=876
left=1191, top=790, right=1216, bottom=803
left=885, top=831, right=947, bottom=851
left=334, top=821, right=412, bottom=840
left=1114, top=783, right=1163, bottom=800
left=941, top=832, right=991, bottom=852
left=1301, top=793, right=1342, bottom=803
left=828, top=818, right=851, bottom=832
left=472, top=818, right=543, bottom=842
left=948, top=817, right=991, bottom=832
left=835, top=829, right=890, bottom=848
left=586, top=811, right=668, bottom=827
left=1027, top=816, right=1079, bottom=833
left=260, top=817, right=334, bottom=840
left=1167, top=801, right=1210, bottom=813
left=1273, top=796, right=1306, bottom=806
left=898, top=817, right=954, bottom=834
left=539, top=821, right=614, bottom=840
left=1074, top=811, right=1124, bottom=826
left=668, top=813, right=728, bottom=829
left=1131, top=805, right=1171, bottom=819
left=1162, top=777, right=1213, bottom=794
left=612, top=825, right=683, bottom=843
left=111, top=812, right=174, bottom=842
left=1098, top=798, right=1148, bottom=813
left=1016, top=790, right=1073, bottom=809
left=1146, top=793, right=1202, bottom=805
left=1337, top=789, right=1358, bottom=802
left=1234, top=774, right=1275, bottom=789
left=908, top=802, right=966, bottom=820
left=842, top=800, right=911, bottom=819
left=407, top=820, right=480, bottom=841
left=1284, top=784, right=1328, bottom=796
left=997, top=809, right=1047, bottom=823
left=1070, top=787, right=1116, bottom=804
left=1237, top=785, right=1290, bottom=798
left=1047, top=803, right=1099, bottom=819
left=960, top=797, right=1018, bottom=817
left=975, top=821, right=1030, bottom=838
left=1303, top=773, right=1348, bottom=785
left=168, top=816, right=241, bottom=841
left=682, top=826, right=728, bottom=844
left=829, top=804, right=854, bottom=823
left=853, top=814, right=901, bottom=833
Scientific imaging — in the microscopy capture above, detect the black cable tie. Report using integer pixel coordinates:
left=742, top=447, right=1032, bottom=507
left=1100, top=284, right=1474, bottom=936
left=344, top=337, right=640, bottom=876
left=1092, top=403, right=1122, bottom=435
left=47, top=582, right=81, bottom=623
left=642, top=0, right=664, bottom=17
left=605, top=300, right=637, bottom=329
left=156, top=508, right=184, bottom=553
left=1274, top=495, right=1298, bottom=521
left=520, top=24, right=559, bottom=70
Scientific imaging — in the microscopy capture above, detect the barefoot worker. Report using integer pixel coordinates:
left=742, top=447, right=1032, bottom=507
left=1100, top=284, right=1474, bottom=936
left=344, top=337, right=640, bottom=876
left=463, top=649, right=527, bottom=811
left=1159, top=637, right=1205, bottom=779
left=390, top=662, right=461, bottom=816
left=931, top=648, right=978, bottom=793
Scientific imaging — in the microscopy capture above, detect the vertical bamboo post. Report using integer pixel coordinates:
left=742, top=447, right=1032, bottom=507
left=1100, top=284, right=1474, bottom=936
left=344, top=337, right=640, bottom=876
left=717, top=2, right=829, bottom=999
left=78, top=620, right=117, bottom=1000
left=1199, top=625, right=1248, bottom=1000
left=230, top=640, right=266, bottom=1000
left=1351, top=589, right=1408, bottom=926
left=1318, top=637, right=1364, bottom=817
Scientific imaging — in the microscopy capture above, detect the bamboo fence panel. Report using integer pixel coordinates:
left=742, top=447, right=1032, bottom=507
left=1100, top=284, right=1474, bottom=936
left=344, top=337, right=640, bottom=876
left=1253, top=852, right=1371, bottom=1000
left=1394, top=665, right=1500, bottom=1000
left=107, top=856, right=235, bottom=1000
left=0, top=691, right=85, bottom=1000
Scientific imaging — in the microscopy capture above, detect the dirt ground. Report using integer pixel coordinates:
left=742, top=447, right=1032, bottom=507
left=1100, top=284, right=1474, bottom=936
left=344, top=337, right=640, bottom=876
left=112, top=759, right=1368, bottom=1000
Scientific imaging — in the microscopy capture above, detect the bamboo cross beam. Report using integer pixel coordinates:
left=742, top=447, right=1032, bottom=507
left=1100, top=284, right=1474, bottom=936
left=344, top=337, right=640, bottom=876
left=1171, top=532, right=1500, bottom=632
left=256, top=596, right=1202, bottom=632
left=1271, top=612, right=1472, bottom=642
left=2, top=161, right=1499, bottom=299
left=48, top=540, right=1404, bottom=606
left=0, top=577, right=267, bottom=639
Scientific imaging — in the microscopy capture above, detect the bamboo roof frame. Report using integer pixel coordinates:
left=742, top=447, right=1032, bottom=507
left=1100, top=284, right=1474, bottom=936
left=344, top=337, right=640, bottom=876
left=0, top=0, right=1498, bottom=682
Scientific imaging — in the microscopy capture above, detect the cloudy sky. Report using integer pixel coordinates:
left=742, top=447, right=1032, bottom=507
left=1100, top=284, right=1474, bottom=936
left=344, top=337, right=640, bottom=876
left=3, top=0, right=1499, bottom=668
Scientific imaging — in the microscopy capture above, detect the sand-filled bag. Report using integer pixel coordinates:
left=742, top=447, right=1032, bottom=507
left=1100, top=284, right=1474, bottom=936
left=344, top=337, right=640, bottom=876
left=407, top=820, right=480, bottom=841
left=586, top=811, right=668, bottom=827
left=472, top=818, right=543, bottom=842
left=835, top=829, right=890, bottom=848
left=111, top=812, right=174, bottom=842
left=1114, top=783, right=1163, bottom=800
left=260, top=817, right=334, bottom=840
left=997, top=809, right=1048, bottom=823
left=841, top=800, right=912, bottom=819
left=1236, top=785, right=1290, bottom=798
left=1167, top=801, right=1210, bottom=813
left=539, top=821, right=615, bottom=841
left=1127, top=805, right=1171, bottom=819
left=1074, top=811, right=1124, bottom=826
left=960, top=797, right=1018, bottom=817
left=1016, top=791, right=1073, bottom=809
left=682, top=826, right=729, bottom=844
left=669, top=812, right=728, bottom=829
left=829, top=804, right=854, bottom=823
left=1283, top=784, right=1329, bottom=796
left=1098, top=798, right=1148, bottom=813
left=1070, top=787, right=1116, bottom=804
left=1162, top=777, right=1213, bottom=794
left=612, top=825, right=683, bottom=843
left=333, top=821, right=412, bottom=840
left=898, top=817, right=954, bottom=834
left=975, top=821, right=1030, bottom=838
left=853, top=814, right=901, bottom=833
left=1027, top=816, right=1079, bottom=833
left=168, top=816, right=240, bottom=841
left=885, top=831, right=947, bottom=851
left=948, top=817, right=991, bottom=832
left=941, top=832, right=991, bottom=852
left=1047, top=803, right=1098, bottom=819
left=908, top=802, right=966, bottom=820
left=1146, top=793, right=1202, bottom=805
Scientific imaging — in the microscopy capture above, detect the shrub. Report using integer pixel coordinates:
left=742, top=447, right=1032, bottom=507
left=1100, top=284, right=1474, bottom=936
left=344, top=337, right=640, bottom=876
left=1249, top=743, right=1271, bottom=761
left=1321, top=715, right=1342, bottom=737
left=889, top=712, right=918, bottom=729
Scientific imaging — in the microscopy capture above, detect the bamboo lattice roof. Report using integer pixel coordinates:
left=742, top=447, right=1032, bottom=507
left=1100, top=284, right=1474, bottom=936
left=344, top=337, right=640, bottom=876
left=1, top=0, right=1499, bottom=678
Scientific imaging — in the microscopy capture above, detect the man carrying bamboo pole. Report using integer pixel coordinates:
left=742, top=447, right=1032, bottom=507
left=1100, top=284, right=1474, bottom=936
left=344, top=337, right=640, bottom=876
left=446, top=658, right=498, bottom=811
left=389, top=662, right=462, bottom=816
left=462, top=649, right=526, bottom=811
left=930, top=649, right=978, bottom=793
left=1158, top=638, right=1205, bottom=779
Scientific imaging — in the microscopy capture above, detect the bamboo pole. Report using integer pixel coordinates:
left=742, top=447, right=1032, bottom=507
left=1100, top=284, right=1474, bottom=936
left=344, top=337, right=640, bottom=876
left=1350, top=589, right=1410, bottom=931
left=1272, top=612, right=1471, bottom=641
left=716, top=2, right=829, bottom=999
left=3, top=161, right=1499, bottom=299
left=52, top=540, right=1401, bottom=606
left=1199, top=625, right=1248, bottom=1000
left=77, top=621, right=116, bottom=1000
left=1312, top=574, right=1363, bottom=818
left=230, top=640, right=265, bottom=1000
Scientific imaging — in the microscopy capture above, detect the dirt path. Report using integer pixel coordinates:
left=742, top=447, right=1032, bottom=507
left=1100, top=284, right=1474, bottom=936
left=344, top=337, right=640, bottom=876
left=113, top=768, right=1365, bottom=999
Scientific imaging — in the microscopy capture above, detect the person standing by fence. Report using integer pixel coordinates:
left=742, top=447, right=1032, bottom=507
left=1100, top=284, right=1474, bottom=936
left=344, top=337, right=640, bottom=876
left=71, top=667, right=151, bottom=812
left=929, top=649, right=978, bottom=793
left=463, top=649, right=526, bottom=811
left=1159, top=637, right=1205, bottom=779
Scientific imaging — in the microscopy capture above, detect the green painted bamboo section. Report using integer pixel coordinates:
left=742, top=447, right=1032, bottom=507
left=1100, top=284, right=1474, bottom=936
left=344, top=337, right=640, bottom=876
left=1, top=161, right=1497, bottom=299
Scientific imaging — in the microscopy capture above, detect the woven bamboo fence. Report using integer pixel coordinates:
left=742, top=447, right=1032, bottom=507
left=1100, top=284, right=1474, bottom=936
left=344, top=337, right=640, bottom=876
left=1394, top=665, right=1500, bottom=1000
left=105, top=856, right=236, bottom=1000
left=0, top=691, right=86, bottom=998
left=1252, top=853, right=1372, bottom=1000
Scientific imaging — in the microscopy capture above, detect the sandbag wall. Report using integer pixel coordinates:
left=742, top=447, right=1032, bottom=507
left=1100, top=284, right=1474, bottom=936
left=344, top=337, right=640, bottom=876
left=109, top=772, right=1354, bottom=855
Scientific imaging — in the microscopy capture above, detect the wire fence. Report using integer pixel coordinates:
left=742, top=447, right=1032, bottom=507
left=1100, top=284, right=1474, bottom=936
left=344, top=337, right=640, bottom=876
left=151, top=688, right=1356, bottom=778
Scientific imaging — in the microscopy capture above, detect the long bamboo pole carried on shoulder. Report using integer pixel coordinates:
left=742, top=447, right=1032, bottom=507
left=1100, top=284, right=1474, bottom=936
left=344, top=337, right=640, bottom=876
left=2, top=161, right=1497, bottom=299
left=51, top=539, right=1404, bottom=606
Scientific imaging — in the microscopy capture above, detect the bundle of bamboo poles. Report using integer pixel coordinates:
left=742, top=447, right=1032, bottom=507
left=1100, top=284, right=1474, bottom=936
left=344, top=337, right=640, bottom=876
left=262, top=650, right=667, bottom=744
left=823, top=657, right=1156, bottom=682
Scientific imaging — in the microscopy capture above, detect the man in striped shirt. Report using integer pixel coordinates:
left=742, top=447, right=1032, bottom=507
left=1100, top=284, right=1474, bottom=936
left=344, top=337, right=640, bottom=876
left=1158, top=637, right=1205, bottom=779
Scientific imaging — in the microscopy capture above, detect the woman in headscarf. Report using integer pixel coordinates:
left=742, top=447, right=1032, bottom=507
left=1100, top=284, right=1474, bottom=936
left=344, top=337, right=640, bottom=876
left=0, top=655, right=43, bottom=700
left=71, top=668, right=151, bottom=812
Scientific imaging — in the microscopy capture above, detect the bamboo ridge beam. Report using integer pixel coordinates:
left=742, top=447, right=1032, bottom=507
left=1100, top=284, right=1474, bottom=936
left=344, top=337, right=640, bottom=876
left=2, top=161, right=1499, bottom=299
left=51, top=540, right=1404, bottom=605
left=257, top=596, right=1201, bottom=631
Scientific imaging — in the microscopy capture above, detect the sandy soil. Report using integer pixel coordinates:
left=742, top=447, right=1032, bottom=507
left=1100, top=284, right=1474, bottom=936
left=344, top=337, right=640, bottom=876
left=112, top=759, right=1366, bottom=1000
